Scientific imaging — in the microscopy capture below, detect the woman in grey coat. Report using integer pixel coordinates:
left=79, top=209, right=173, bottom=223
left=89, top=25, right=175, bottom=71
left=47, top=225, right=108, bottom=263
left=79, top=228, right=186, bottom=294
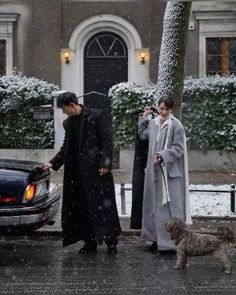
left=138, top=97, right=191, bottom=253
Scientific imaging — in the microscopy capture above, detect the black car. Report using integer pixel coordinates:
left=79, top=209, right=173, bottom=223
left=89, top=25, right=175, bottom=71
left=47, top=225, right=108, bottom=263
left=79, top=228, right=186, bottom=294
left=0, top=159, right=61, bottom=234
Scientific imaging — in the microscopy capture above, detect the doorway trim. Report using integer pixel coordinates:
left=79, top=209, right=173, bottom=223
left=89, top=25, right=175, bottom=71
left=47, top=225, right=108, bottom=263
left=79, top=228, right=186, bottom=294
left=61, top=14, right=148, bottom=100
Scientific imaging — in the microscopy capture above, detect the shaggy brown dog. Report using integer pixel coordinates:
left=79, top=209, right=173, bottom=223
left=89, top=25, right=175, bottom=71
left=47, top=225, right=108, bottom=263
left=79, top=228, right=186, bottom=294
left=166, top=217, right=234, bottom=274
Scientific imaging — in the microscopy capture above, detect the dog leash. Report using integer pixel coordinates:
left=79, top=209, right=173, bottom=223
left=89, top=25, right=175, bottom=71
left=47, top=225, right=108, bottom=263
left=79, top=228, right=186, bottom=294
left=159, top=164, right=173, bottom=219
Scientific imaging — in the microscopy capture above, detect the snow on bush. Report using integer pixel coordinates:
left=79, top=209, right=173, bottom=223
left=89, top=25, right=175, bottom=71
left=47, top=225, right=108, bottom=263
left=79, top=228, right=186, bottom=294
left=0, top=73, right=59, bottom=148
left=110, top=82, right=158, bottom=149
left=183, top=75, right=236, bottom=150
left=109, top=75, right=236, bottom=150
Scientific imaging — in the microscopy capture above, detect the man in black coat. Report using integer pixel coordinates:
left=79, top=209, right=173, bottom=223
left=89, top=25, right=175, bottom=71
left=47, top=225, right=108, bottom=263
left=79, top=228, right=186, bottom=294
left=42, top=92, right=121, bottom=254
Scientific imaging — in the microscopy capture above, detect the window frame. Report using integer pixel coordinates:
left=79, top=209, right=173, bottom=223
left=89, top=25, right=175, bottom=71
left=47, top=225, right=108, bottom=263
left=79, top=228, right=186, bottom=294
left=194, top=12, right=236, bottom=77
left=0, top=39, right=6, bottom=75
left=0, top=14, right=18, bottom=75
left=205, top=37, right=236, bottom=75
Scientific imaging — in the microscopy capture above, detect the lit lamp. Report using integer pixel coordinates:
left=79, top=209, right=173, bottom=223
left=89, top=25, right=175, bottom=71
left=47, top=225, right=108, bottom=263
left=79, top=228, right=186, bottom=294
left=140, top=51, right=146, bottom=64
left=64, top=52, right=70, bottom=64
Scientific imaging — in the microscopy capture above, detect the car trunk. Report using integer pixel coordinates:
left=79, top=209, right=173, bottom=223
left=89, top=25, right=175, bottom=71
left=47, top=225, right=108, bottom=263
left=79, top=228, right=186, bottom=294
left=0, top=159, right=49, bottom=206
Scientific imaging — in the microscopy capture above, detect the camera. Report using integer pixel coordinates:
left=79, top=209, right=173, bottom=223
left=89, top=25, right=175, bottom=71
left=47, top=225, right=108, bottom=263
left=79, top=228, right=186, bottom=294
left=150, top=106, right=158, bottom=114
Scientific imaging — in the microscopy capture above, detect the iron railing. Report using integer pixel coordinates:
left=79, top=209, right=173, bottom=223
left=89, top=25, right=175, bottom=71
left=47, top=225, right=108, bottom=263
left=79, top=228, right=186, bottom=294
left=119, top=183, right=236, bottom=216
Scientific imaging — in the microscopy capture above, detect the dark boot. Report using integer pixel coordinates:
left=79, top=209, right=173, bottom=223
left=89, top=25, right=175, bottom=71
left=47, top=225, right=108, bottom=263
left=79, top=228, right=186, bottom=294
left=106, top=239, right=118, bottom=255
left=78, top=240, right=97, bottom=254
left=149, top=241, right=158, bottom=254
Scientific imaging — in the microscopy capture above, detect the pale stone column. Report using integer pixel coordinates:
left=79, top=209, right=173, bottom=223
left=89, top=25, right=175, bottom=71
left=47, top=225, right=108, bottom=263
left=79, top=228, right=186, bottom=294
left=52, top=91, right=67, bottom=150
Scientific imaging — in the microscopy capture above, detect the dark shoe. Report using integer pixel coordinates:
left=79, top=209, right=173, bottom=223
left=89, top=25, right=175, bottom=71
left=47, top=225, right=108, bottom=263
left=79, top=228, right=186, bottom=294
left=107, top=244, right=118, bottom=255
left=78, top=242, right=97, bottom=254
left=149, top=241, right=158, bottom=254
left=158, top=249, right=176, bottom=255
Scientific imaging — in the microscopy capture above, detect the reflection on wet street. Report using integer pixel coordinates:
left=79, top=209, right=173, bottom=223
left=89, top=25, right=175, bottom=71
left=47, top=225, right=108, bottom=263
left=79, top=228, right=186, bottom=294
left=0, top=237, right=235, bottom=294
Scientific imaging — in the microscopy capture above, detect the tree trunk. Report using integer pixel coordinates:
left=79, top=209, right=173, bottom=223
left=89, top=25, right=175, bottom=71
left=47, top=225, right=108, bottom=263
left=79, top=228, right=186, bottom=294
left=156, top=1, right=192, bottom=120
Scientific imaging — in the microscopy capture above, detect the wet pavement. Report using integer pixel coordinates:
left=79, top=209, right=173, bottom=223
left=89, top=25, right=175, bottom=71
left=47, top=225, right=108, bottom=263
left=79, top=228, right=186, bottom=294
left=0, top=236, right=236, bottom=295
left=1, top=169, right=236, bottom=294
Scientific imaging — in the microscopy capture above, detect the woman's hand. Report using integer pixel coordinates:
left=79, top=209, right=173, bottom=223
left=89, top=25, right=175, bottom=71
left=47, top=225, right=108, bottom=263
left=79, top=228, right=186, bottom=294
left=154, top=153, right=163, bottom=163
left=143, top=106, right=152, bottom=118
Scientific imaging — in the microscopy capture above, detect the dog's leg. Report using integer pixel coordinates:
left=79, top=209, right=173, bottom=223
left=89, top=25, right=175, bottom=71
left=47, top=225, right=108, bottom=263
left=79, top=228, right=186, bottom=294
left=174, top=251, right=187, bottom=271
left=214, top=248, right=231, bottom=274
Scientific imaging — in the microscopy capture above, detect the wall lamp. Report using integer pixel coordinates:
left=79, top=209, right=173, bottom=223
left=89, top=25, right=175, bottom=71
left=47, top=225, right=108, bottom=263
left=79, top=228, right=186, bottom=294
left=64, top=52, right=70, bottom=64
left=140, top=51, right=146, bottom=64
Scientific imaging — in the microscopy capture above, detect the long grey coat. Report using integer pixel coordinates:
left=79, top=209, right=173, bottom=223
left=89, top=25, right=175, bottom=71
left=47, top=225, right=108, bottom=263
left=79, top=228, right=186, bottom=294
left=138, top=116, right=189, bottom=251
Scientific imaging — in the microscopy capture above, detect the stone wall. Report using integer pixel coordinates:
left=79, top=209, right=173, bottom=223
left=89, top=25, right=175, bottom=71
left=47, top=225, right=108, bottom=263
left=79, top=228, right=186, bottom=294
left=120, top=149, right=236, bottom=172
left=0, top=149, right=57, bottom=164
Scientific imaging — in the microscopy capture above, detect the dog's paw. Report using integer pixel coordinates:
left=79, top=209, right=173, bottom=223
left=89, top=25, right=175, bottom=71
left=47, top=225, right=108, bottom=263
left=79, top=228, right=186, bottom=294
left=174, top=265, right=186, bottom=271
left=224, top=269, right=231, bottom=274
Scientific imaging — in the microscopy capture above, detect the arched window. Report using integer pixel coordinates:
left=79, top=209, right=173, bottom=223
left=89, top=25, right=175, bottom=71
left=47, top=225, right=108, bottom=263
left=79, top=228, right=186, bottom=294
left=85, top=31, right=127, bottom=59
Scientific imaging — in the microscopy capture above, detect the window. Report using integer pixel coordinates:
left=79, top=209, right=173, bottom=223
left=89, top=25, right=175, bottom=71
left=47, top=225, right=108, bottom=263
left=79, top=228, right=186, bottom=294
left=195, top=10, right=236, bottom=77
left=0, top=14, right=18, bottom=76
left=0, top=40, right=6, bottom=75
left=206, top=37, right=236, bottom=75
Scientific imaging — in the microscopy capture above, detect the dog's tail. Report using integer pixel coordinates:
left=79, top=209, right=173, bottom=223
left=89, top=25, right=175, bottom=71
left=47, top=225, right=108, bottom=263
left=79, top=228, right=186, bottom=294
left=217, top=226, right=234, bottom=243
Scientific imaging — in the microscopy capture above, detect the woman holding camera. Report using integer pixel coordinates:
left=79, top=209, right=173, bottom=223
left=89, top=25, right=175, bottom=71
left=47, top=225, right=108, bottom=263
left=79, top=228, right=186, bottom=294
left=138, top=97, right=191, bottom=253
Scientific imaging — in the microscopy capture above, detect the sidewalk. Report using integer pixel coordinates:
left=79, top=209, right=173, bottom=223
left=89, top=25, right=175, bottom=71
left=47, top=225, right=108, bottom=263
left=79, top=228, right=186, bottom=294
left=48, top=169, right=236, bottom=185
left=1, top=238, right=236, bottom=295
left=19, top=171, right=236, bottom=295
left=37, top=169, right=236, bottom=236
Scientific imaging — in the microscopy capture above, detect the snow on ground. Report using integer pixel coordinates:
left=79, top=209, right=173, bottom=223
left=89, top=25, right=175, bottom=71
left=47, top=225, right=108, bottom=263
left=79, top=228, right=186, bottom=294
left=115, top=184, right=236, bottom=218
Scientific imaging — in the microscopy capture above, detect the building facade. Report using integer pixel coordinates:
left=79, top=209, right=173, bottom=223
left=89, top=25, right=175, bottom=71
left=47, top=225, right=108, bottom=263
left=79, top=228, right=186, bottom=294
left=0, top=0, right=236, bottom=96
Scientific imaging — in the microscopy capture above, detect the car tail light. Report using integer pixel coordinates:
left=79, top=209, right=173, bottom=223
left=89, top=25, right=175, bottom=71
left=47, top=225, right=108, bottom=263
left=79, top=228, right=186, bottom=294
left=0, top=196, right=17, bottom=204
left=24, top=184, right=37, bottom=202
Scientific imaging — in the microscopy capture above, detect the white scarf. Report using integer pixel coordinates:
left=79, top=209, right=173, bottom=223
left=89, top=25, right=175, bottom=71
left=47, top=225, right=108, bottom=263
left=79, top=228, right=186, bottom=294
left=154, top=115, right=192, bottom=224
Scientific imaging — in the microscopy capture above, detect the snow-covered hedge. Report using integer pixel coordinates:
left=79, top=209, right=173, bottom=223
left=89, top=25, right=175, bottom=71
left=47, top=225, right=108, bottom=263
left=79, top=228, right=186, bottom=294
left=110, top=75, right=236, bottom=151
left=110, top=82, right=157, bottom=150
left=0, top=74, right=59, bottom=148
left=183, top=75, right=236, bottom=150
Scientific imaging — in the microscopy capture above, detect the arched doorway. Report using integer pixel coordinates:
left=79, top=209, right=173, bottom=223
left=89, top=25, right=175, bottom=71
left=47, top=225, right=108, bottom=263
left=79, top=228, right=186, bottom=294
left=83, top=31, right=128, bottom=167
left=84, top=31, right=128, bottom=94
left=66, top=15, right=147, bottom=96
left=59, top=15, right=147, bottom=151
left=83, top=31, right=128, bottom=117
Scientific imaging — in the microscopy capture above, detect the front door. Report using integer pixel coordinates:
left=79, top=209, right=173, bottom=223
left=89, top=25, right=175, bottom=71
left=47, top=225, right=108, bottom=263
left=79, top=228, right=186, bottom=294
left=84, top=31, right=128, bottom=117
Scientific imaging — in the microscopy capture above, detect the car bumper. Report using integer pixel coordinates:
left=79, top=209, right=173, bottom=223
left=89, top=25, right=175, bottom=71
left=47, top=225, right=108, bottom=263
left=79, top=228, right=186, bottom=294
left=0, top=188, right=61, bottom=233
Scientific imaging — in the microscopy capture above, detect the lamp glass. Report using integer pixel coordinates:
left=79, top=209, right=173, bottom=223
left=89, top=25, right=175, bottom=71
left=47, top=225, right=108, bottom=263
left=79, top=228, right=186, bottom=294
left=64, top=52, right=70, bottom=64
left=141, top=52, right=146, bottom=59
left=140, top=51, right=146, bottom=64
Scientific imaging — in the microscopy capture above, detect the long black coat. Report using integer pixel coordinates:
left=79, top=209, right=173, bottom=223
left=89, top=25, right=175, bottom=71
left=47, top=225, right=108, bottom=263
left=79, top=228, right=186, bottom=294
left=50, top=106, right=121, bottom=246
left=130, top=132, right=148, bottom=229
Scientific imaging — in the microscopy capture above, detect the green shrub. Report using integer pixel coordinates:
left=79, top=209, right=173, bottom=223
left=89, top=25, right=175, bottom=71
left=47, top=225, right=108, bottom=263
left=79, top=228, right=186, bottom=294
left=110, top=82, right=158, bottom=150
left=0, top=73, right=59, bottom=148
left=183, top=75, right=236, bottom=151
left=110, top=75, right=236, bottom=151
